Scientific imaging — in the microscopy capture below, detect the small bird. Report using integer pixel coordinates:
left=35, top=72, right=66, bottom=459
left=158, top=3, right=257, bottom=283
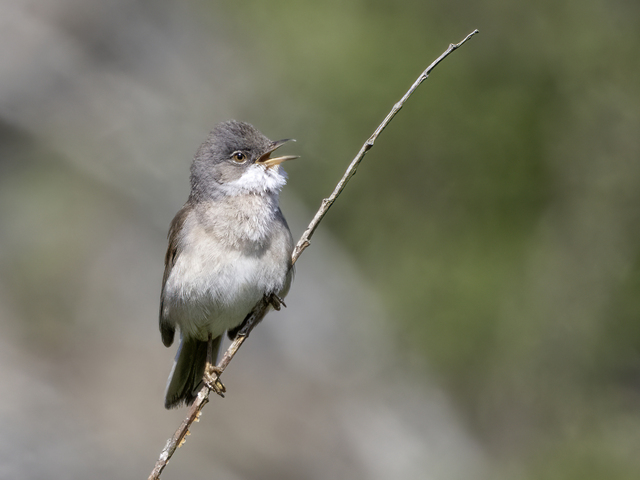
left=159, top=120, right=297, bottom=408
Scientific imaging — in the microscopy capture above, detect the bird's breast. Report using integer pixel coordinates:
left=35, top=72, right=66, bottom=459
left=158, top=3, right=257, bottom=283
left=163, top=202, right=291, bottom=340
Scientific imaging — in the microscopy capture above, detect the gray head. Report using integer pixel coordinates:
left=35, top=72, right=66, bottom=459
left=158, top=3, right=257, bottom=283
left=189, top=120, right=297, bottom=200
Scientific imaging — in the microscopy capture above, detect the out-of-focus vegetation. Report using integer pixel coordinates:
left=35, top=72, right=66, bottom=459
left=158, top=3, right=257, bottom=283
left=2, top=0, right=640, bottom=478
left=213, top=0, right=640, bottom=476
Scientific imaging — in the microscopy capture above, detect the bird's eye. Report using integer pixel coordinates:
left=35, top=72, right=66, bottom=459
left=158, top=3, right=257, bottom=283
left=231, top=151, right=247, bottom=163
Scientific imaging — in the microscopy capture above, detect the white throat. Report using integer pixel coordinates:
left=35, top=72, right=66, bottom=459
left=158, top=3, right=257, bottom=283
left=220, top=164, right=287, bottom=196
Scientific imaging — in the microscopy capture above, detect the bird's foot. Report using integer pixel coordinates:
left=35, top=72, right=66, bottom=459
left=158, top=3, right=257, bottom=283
left=203, top=363, right=226, bottom=398
left=267, top=293, right=287, bottom=311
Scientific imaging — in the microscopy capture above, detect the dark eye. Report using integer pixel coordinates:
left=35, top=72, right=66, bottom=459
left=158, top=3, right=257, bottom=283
left=231, top=151, right=247, bottom=163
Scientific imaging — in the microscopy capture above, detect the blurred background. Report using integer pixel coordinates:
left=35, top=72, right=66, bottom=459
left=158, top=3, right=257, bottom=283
left=1, top=0, right=640, bottom=479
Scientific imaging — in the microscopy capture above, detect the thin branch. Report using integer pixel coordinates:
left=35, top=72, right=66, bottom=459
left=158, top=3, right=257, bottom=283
left=147, top=300, right=269, bottom=480
left=148, top=29, right=478, bottom=480
left=291, top=29, right=479, bottom=264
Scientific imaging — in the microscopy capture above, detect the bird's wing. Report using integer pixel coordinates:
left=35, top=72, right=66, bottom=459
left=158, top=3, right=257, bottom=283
left=159, top=204, right=190, bottom=347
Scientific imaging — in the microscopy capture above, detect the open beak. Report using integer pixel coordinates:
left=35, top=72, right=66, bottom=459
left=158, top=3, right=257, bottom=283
left=256, top=138, right=299, bottom=168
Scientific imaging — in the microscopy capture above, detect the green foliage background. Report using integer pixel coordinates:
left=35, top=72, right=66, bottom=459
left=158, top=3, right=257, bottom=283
left=208, top=0, right=640, bottom=477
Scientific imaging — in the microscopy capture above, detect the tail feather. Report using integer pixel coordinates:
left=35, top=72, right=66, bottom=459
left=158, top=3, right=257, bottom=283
left=164, top=335, right=221, bottom=409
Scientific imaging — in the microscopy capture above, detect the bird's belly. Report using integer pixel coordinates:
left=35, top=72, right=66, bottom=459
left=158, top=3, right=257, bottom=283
left=164, top=240, right=286, bottom=341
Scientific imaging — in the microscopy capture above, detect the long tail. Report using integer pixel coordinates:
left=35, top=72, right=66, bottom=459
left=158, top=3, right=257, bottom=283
left=164, top=335, right=221, bottom=409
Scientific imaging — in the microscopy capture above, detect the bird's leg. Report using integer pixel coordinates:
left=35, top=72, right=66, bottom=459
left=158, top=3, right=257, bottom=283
left=203, top=333, right=226, bottom=397
left=267, top=292, right=286, bottom=311
left=226, top=294, right=286, bottom=341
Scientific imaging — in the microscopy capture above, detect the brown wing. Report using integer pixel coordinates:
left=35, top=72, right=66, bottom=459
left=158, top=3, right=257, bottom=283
left=159, top=204, right=190, bottom=347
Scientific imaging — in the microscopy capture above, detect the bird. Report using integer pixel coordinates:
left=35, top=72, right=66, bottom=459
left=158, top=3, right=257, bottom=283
left=159, top=120, right=297, bottom=409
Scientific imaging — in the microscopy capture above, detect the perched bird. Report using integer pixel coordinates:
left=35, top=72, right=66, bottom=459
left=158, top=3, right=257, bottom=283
left=159, top=120, right=297, bottom=408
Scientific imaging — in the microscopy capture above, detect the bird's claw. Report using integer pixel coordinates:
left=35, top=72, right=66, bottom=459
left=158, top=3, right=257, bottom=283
left=267, top=293, right=286, bottom=311
left=204, top=363, right=226, bottom=398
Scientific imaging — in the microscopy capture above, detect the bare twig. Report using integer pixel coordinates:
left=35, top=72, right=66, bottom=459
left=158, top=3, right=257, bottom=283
left=291, top=29, right=479, bottom=264
left=148, top=29, right=478, bottom=480
left=147, top=300, right=269, bottom=480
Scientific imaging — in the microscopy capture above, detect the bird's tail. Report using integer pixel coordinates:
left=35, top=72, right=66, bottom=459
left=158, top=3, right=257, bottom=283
left=164, top=335, right=221, bottom=409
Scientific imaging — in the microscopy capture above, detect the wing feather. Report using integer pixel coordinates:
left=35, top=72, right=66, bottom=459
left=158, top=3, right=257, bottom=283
left=159, top=204, right=191, bottom=347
